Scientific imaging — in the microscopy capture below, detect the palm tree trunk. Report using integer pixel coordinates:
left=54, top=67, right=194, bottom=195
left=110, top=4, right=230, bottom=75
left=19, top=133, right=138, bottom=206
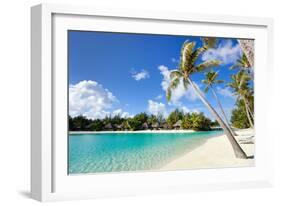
left=210, top=86, right=237, bottom=136
left=243, top=97, right=254, bottom=128
left=244, top=98, right=254, bottom=120
left=187, top=77, right=247, bottom=159
left=238, top=40, right=254, bottom=68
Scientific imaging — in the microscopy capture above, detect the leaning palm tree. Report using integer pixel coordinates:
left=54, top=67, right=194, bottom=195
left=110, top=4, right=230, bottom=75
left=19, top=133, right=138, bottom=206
left=167, top=40, right=248, bottom=159
left=201, top=70, right=237, bottom=135
left=228, top=71, right=254, bottom=128
left=230, top=53, right=253, bottom=79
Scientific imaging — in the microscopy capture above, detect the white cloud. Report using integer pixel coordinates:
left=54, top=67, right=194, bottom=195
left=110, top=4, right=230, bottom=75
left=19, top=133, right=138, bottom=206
left=148, top=100, right=167, bottom=116
left=216, top=86, right=235, bottom=99
left=181, top=106, right=190, bottom=114
left=201, top=40, right=242, bottom=65
left=181, top=106, right=200, bottom=114
left=158, top=65, right=198, bottom=105
left=155, top=94, right=163, bottom=100
left=131, top=70, right=150, bottom=81
left=69, top=80, right=117, bottom=119
left=112, top=109, right=130, bottom=118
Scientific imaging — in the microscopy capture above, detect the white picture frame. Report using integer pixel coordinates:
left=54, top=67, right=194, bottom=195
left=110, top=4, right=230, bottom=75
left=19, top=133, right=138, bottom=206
left=31, top=3, right=274, bottom=202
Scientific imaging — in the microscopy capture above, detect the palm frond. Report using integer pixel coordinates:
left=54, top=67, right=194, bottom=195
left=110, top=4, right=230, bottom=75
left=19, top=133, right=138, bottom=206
left=170, top=70, right=182, bottom=80
left=189, top=47, right=206, bottom=67
left=229, top=64, right=240, bottom=70
left=230, top=53, right=251, bottom=70
left=196, top=60, right=220, bottom=72
left=201, top=79, right=208, bottom=84
left=215, top=79, right=224, bottom=84
left=166, top=87, right=172, bottom=102
left=202, top=37, right=217, bottom=48
left=180, top=41, right=195, bottom=71
left=170, top=77, right=180, bottom=90
left=204, top=86, right=209, bottom=93
left=183, top=79, right=189, bottom=90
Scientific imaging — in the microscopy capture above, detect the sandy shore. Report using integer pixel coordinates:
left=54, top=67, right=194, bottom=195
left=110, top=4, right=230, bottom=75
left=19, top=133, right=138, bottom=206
left=161, top=129, right=255, bottom=170
left=69, top=129, right=195, bottom=134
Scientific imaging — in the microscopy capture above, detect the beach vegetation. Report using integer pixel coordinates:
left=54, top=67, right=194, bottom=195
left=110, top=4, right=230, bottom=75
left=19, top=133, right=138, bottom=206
left=202, top=70, right=237, bottom=135
left=166, top=109, right=184, bottom=128
left=228, top=70, right=254, bottom=128
left=166, top=39, right=248, bottom=158
left=68, top=110, right=214, bottom=132
left=181, top=112, right=212, bottom=131
left=231, top=99, right=253, bottom=129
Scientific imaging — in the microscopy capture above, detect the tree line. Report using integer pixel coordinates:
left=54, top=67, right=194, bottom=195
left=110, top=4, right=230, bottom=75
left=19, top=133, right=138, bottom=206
left=69, top=109, right=219, bottom=132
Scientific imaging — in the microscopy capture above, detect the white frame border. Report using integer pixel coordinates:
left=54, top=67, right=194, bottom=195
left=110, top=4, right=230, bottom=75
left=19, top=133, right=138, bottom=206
left=31, top=3, right=274, bottom=202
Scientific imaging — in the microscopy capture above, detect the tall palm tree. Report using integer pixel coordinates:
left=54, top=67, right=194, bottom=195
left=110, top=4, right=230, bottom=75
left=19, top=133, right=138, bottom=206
left=167, top=40, right=248, bottom=159
left=201, top=70, right=237, bottom=135
left=230, top=53, right=254, bottom=79
left=228, top=71, right=254, bottom=128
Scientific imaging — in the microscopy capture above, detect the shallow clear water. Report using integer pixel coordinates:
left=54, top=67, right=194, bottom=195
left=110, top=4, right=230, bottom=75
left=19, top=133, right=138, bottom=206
left=68, top=131, right=223, bottom=174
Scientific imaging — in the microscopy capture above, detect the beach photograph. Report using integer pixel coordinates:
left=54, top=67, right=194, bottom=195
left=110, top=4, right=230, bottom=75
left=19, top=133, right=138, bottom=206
left=68, top=31, right=255, bottom=174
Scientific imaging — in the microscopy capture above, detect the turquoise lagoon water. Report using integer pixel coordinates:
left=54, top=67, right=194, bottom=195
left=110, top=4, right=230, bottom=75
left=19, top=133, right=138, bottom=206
left=68, top=131, right=223, bottom=174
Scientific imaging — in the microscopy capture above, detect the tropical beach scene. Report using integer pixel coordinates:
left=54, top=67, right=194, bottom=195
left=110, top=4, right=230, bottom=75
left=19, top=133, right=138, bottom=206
left=68, top=31, right=254, bottom=174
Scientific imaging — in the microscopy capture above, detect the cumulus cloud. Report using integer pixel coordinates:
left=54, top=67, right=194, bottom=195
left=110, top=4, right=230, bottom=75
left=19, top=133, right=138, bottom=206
left=158, top=65, right=198, bottom=105
left=216, top=86, right=235, bottom=99
left=148, top=100, right=167, bottom=116
left=201, top=40, right=242, bottom=65
left=112, top=109, right=130, bottom=118
left=181, top=106, right=200, bottom=114
left=131, top=70, right=150, bottom=81
left=69, top=80, right=117, bottom=119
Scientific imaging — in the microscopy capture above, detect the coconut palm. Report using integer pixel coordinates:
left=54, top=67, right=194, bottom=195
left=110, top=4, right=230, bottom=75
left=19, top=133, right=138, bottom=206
left=228, top=70, right=254, bottom=128
left=201, top=37, right=217, bottom=48
left=230, top=53, right=253, bottom=78
left=201, top=70, right=237, bottom=135
left=167, top=40, right=248, bottom=159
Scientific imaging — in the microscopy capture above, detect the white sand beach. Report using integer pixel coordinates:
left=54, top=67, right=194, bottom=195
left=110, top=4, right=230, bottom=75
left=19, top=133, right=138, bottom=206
left=161, top=129, right=255, bottom=170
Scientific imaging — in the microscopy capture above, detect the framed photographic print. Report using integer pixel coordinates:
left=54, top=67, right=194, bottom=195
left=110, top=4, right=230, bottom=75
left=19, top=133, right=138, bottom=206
left=31, top=3, right=274, bottom=201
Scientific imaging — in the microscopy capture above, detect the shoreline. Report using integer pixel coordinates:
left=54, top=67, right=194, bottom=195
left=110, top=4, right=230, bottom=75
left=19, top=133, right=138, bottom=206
left=160, top=129, right=255, bottom=170
left=69, top=129, right=198, bottom=134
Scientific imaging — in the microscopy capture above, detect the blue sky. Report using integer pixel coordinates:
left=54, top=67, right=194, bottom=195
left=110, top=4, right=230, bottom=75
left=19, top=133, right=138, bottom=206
left=68, top=31, right=243, bottom=120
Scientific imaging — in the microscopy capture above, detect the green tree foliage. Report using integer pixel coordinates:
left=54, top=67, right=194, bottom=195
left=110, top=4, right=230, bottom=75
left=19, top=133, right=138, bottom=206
left=228, top=70, right=254, bottom=128
left=68, top=111, right=213, bottom=131
left=134, top=113, right=148, bottom=124
left=127, top=117, right=142, bottom=131
left=181, top=112, right=212, bottom=131
left=88, top=119, right=104, bottom=131
left=166, top=109, right=184, bottom=128
left=69, top=115, right=91, bottom=131
left=231, top=99, right=251, bottom=129
left=127, top=113, right=148, bottom=131
left=68, top=115, right=74, bottom=131
left=147, top=114, right=157, bottom=125
left=110, top=114, right=124, bottom=126
left=210, top=120, right=219, bottom=127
